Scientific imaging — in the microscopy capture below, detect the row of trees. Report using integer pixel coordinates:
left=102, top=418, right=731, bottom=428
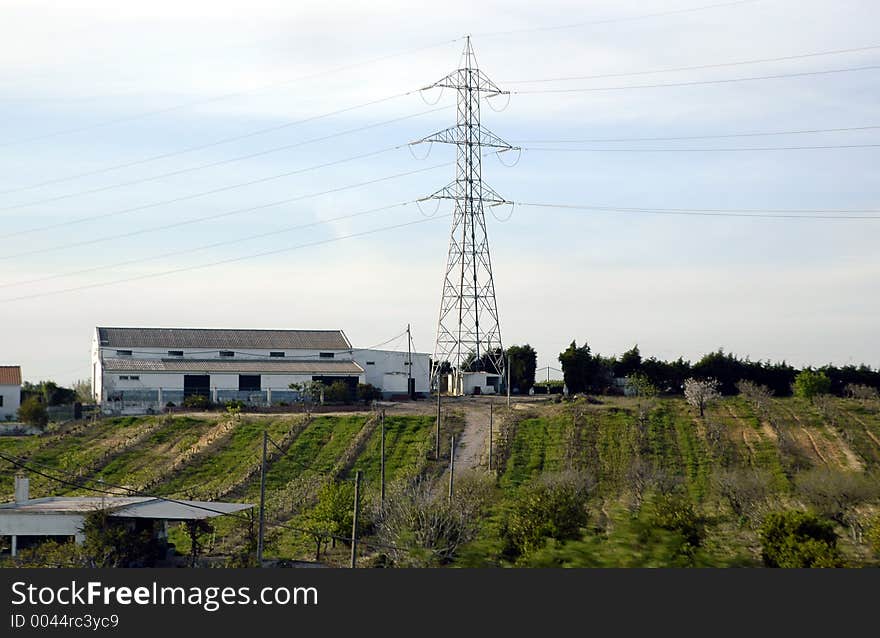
left=558, top=342, right=880, bottom=397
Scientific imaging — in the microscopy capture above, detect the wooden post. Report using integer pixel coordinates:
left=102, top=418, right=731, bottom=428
left=507, top=354, right=511, bottom=408
left=488, top=402, right=493, bottom=472
left=436, top=391, right=441, bottom=460
left=449, top=434, right=456, bottom=497
left=257, top=430, right=267, bottom=565
left=350, top=471, right=361, bottom=569
left=380, top=411, right=386, bottom=507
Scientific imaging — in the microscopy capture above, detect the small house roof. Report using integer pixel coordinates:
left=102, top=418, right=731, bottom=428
left=0, top=496, right=252, bottom=520
left=0, top=366, right=22, bottom=385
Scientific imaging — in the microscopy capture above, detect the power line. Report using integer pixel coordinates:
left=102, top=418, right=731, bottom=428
left=513, top=64, right=880, bottom=94
left=1, top=147, right=445, bottom=247
left=0, top=107, right=448, bottom=214
left=521, top=143, right=880, bottom=152
left=0, top=201, right=409, bottom=290
left=1, top=162, right=447, bottom=262
left=511, top=124, right=880, bottom=143
left=0, top=91, right=422, bottom=198
left=504, top=43, right=880, bottom=84
left=474, top=0, right=762, bottom=37
left=514, top=201, right=880, bottom=220
left=1, top=212, right=451, bottom=303
left=0, top=38, right=462, bottom=149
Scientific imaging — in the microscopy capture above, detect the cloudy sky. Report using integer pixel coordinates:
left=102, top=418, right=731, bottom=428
left=2, top=0, right=878, bottom=384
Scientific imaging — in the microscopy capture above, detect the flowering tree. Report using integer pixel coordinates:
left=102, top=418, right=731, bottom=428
left=684, top=378, right=720, bottom=417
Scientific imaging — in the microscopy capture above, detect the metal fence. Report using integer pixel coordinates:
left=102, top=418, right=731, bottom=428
left=102, top=388, right=306, bottom=415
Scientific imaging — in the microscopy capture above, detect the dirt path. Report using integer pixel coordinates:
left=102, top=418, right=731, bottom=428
left=454, top=400, right=492, bottom=470
left=841, top=408, right=880, bottom=451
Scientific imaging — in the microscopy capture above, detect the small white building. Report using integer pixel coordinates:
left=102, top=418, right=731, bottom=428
left=91, top=327, right=430, bottom=412
left=0, top=475, right=251, bottom=557
left=0, top=365, right=22, bottom=421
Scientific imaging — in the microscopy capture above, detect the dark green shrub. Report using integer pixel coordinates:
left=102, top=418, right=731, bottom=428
left=759, top=510, right=843, bottom=568
left=356, top=383, right=382, bottom=404
left=182, top=394, right=210, bottom=409
left=18, top=396, right=48, bottom=427
left=500, top=472, right=591, bottom=559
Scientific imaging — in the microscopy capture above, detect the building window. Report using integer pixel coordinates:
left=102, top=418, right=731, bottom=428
left=366, top=361, right=375, bottom=366
left=119, top=375, right=129, bottom=380
left=0, top=396, right=3, bottom=407
left=239, top=375, right=261, bottom=392
left=130, top=376, right=140, bottom=381
left=319, top=352, right=335, bottom=359
left=219, top=351, right=234, bottom=358
left=168, top=350, right=184, bottom=357
left=116, top=350, right=132, bottom=356
left=270, top=351, right=285, bottom=358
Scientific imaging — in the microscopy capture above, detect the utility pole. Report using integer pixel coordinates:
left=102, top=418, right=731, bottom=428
left=257, top=430, right=267, bottom=565
left=448, top=434, right=455, bottom=501
left=435, top=391, right=442, bottom=460
left=380, top=410, right=386, bottom=507
left=488, top=401, right=493, bottom=472
left=407, top=323, right=413, bottom=400
left=350, top=471, right=361, bottom=569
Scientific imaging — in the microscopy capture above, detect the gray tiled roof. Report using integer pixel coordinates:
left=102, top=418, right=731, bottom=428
left=102, top=358, right=364, bottom=374
left=97, top=327, right=351, bottom=350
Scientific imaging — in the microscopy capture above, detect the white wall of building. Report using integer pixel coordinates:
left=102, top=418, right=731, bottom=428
left=91, top=330, right=426, bottom=408
left=352, top=349, right=430, bottom=396
left=0, top=384, right=20, bottom=421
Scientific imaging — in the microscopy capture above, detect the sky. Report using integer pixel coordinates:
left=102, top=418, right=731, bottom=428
left=1, top=0, right=879, bottom=384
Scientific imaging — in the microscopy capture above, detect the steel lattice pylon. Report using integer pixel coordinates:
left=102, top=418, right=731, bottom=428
left=413, top=37, right=517, bottom=393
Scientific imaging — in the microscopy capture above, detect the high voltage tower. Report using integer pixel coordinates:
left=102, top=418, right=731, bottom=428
left=413, top=36, right=517, bottom=394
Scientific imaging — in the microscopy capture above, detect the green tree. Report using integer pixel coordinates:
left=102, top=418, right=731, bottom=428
left=558, top=341, right=598, bottom=394
left=80, top=510, right=166, bottom=567
left=793, top=370, right=832, bottom=402
left=18, top=396, right=48, bottom=427
left=289, top=381, right=325, bottom=404
left=759, top=510, right=843, bottom=568
left=506, top=344, right=538, bottom=394
left=614, top=345, right=642, bottom=378
left=306, top=481, right=356, bottom=559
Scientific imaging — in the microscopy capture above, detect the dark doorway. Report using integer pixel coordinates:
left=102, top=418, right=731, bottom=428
left=408, top=378, right=416, bottom=399
left=183, top=375, right=210, bottom=398
left=239, top=375, right=261, bottom=392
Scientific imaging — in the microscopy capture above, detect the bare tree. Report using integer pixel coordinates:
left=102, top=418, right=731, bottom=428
left=684, top=378, right=721, bottom=417
left=844, top=383, right=879, bottom=402
left=795, top=468, right=880, bottom=527
left=736, top=380, right=773, bottom=419
left=713, top=467, right=772, bottom=524
left=374, top=472, right=493, bottom=567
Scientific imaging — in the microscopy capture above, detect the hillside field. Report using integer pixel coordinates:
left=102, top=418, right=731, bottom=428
left=2, top=395, right=879, bottom=567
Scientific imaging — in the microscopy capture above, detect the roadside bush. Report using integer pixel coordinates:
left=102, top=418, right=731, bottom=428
left=17, top=396, right=48, bottom=427
left=324, top=381, right=352, bottom=404
left=759, top=510, right=843, bottom=568
left=500, top=471, right=591, bottom=559
left=182, top=394, right=210, bottom=409
left=356, top=383, right=382, bottom=404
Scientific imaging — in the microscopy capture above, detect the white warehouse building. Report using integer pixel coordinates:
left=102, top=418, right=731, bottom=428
left=91, top=327, right=429, bottom=413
